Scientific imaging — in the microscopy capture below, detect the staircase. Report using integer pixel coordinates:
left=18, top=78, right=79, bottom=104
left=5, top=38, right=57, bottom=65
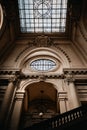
left=24, top=105, right=87, bottom=130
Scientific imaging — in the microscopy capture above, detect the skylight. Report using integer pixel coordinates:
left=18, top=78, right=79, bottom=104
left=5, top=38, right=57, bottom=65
left=18, top=0, right=68, bottom=33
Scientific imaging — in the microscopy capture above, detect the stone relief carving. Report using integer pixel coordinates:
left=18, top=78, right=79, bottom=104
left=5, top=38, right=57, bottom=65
left=35, top=35, right=52, bottom=47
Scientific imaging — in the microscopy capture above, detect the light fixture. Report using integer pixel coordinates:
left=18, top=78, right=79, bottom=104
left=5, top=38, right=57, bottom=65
left=39, top=112, right=44, bottom=117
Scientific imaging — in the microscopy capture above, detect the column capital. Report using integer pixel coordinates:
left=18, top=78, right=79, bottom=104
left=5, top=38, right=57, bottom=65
left=8, top=75, right=21, bottom=86
left=58, top=91, right=67, bottom=100
left=66, top=77, right=75, bottom=83
left=15, top=91, right=25, bottom=100
left=9, top=76, right=17, bottom=82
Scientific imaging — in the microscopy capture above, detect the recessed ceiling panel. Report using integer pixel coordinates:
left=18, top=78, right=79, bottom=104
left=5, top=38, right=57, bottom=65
left=18, top=0, right=68, bottom=33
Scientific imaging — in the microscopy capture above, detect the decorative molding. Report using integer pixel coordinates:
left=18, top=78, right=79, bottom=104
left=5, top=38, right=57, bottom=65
left=15, top=91, right=25, bottom=100
left=38, top=74, right=46, bottom=81
left=55, top=46, right=71, bottom=63
left=19, top=73, right=65, bottom=80
left=64, top=72, right=75, bottom=84
left=63, top=68, right=87, bottom=84
left=0, top=69, right=20, bottom=76
left=0, top=68, right=87, bottom=80
left=58, top=91, right=67, bottom=100
left=63, top=68, right=87, bottom=75
left=27, top=35, right=53, bottom=47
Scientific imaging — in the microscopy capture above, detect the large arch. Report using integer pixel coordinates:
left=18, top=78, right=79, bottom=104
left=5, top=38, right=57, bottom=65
left=15, top=47, right=70, bottom=74
left=19, top=78, right=58, bottom=91
left=18, top=79, right=61, bottom=129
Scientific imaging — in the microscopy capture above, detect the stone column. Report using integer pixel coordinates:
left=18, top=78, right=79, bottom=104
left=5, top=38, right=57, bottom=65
left=0, top=77, right=16, bottom=128
left=9, top=91, right=25, bottom=130
left=66, top=76, right=81, bottom=110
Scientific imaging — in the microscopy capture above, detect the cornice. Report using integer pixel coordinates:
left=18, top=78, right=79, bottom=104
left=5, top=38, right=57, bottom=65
left=19, top=73, right=65, bottom=80
left=63, top=68, right=87, bottom=83
left=63, top=68, right=87, bottom=75
left=0, top=68, right=87, bottom=81
left=0, top=68, right=20, bottom=75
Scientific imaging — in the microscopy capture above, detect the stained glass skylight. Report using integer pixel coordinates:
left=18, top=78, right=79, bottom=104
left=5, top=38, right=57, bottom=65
left=30, top=59, right=56, bottom=71
left=18, top=0, right=68, bottom=33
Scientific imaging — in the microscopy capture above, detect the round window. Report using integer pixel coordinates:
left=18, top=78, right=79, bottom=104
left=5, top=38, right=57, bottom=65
left=30, top=59, right=56, bottom=71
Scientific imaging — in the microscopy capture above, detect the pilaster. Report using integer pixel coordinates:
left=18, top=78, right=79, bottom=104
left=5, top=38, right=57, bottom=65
left=9, top=91, right=25, bottom=130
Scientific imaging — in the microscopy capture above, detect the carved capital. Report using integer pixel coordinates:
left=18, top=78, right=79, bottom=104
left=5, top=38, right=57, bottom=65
left=9, top=75, right=20, bottom=86
left=9, top=76, right=17, bottom=82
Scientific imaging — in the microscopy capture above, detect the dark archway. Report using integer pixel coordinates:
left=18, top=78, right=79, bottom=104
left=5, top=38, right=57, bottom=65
left=20, top=81, right=59, bottom=129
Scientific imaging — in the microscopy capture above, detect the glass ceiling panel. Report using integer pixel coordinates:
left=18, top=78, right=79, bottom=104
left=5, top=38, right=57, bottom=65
left=18, top=0, right=68, bottom=33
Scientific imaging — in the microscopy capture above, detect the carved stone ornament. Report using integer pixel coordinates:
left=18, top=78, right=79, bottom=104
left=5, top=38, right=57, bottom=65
left=35, top=35, right=52, bottom=47
left=64, top=71, right=75, bottom=85
left=9, top=76, right=17, bottom=83
left=38, top=74, right=46, bottom=81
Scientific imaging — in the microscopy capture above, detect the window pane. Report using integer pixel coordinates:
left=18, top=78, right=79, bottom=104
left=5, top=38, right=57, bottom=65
left=30, top=59, right=56, bottom=71
left=18, top=0, right=68, bottom=33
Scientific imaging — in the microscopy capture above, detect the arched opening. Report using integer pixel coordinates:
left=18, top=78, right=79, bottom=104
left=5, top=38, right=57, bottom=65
left=20, top=81, right=59, bottom=129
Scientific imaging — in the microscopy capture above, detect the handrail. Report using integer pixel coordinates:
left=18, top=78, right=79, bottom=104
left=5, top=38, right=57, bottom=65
left=24, top=105, right=87, bottom=130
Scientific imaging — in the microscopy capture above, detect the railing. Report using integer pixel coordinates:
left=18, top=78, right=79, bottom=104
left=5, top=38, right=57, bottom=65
left=24, top=105, right=87, bottom=130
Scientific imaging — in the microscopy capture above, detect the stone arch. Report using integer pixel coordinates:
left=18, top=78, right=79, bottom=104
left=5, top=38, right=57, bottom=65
left=19, top=78, right=58, bottom=92
left=15, top=47, right=70, bottom=71
left=18, top=79, right=60, bottom=128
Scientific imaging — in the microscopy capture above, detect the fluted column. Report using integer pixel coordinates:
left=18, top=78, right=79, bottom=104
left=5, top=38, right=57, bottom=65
left=9, top=91, right=25, bottom=130
left=66, top=75, right=81, bottom=110
left=0, top=77, right=16, bottom=128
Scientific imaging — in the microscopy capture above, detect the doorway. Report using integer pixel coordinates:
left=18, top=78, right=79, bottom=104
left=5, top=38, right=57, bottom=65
left=20, top=81, right=59, bottom=129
